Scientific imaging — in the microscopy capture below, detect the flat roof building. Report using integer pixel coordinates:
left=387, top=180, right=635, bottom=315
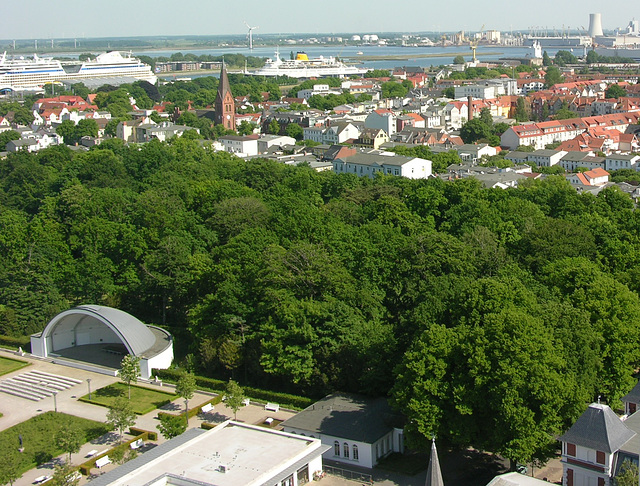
left=89, top=421, right=328, bottom=486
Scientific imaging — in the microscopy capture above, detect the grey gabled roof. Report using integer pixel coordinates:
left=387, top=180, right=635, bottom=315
left=425, top=438, right=444, bottom=486
left=559, top=403, right=636, bottom=453
left=622, top=381, right=640, bottom=405
left=281, top=393, right=402, bottom=444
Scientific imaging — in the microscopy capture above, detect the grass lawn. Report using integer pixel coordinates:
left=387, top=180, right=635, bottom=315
left=0, top=356, right=30, bottom=376
left=0, top=412, right=111, bottom=474
left=81, top=382, right=177, bottom=414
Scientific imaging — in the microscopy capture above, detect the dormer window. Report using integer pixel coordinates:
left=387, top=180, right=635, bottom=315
left=596, top=451, right=605, bottom=464
left=566, top=443, right=576, bottom=456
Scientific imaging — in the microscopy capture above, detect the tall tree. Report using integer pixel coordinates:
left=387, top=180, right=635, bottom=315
left=55, top=427, right=83, bottom=463
left=224, top=379, right=246, bottom=420
left=106, top=397, right=137, bottom=443
left=119, top=355, right=141, bottom=400
left=176, top=372, right=197, bottom=423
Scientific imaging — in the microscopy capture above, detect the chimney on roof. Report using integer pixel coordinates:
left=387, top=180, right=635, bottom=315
left=468, top=96, right=473, bottom=121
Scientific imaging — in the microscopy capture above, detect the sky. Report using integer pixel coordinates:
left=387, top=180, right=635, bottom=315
left=0, top=0, right=636, bottom=40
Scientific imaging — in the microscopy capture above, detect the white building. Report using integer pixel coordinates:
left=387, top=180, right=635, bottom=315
left=88, top=421, right=327, bottom=486
left=332, top=152, right=432, bottom=179
left=560, top=402, right=640, bottom=486
left=297, top=84, right=341, bottom=100
left=527, top=149, right=568, bottom=167
left=605, top=154, right=640, bottom=171
left=303, top=122, right=360, bottom=145
left=257, top=134, right=297, bottom=153
left=560, top=153, right=605, bottom=172
left=219, top=135, right=259, bottom=157
left=281, top=393, right=404, bottom=470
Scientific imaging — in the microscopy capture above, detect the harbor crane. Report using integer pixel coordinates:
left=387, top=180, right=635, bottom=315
left=244, top=21, right=259, bottom=50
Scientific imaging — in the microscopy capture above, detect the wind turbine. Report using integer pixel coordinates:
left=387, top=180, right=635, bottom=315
left=244, top=21, right=259, bottom=50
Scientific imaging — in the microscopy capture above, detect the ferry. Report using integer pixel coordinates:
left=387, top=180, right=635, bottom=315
left=250, top=50, right=369, bottom=78
left=0, top=51, right=157, bottom=91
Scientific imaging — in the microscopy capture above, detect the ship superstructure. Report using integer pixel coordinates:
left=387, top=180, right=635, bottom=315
left=250, top=50, right=369, bottom=78
left=0, top=51, right=157, bottom=90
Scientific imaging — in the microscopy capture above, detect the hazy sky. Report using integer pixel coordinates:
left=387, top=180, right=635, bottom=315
left=1, top=0, right=636, bottom=39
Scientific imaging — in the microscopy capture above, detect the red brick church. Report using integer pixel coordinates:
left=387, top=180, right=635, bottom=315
left=215, top=62, right=235, bottom=130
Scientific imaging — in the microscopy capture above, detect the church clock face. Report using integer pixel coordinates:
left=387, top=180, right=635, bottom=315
left=226, top=114, right=231, bottom=120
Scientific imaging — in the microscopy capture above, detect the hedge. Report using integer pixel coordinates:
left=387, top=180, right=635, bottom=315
left=78, top=432, right=150, bottom=475
left=157, top=395, right=224, bottom=421
left=201, top=422, right=216, bottom=430
left=130, top=427, right=157, bottom=441
left=152, top=369, right=315, bottom=410
left=0, top=334, right=31, bottom=351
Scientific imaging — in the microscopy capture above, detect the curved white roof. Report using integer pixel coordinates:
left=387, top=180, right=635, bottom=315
left=42, top=305, right=156, bottom=356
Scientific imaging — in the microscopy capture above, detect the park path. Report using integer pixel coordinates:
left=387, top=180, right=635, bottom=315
left=0, top=348, right=296, bottom=486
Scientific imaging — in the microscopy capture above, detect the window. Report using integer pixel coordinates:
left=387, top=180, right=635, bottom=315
left=567, top=469, right=573, bottom=486
left=566, top=443, right=576, bottom=456
left=598, top=478, right=605, bottom=486
left=353, top=444, right=359, bottom=461
left=596, top=451, right=605, bottom=465
left=343, top=443, right=349, bottom=458
left=334, top=441, right=340, bottom=456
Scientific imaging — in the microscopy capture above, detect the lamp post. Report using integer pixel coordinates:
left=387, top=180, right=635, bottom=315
left=53, top=391, right=58, bottom=413
left=87, top=378, right=92, bottom=401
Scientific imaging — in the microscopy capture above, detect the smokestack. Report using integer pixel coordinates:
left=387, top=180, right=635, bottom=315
left=588, top=13, right=603, bottom=37
left=468, top=96, right=473, bottom=121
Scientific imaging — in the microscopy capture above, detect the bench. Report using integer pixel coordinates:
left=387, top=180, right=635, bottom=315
left=242, top=398, right=250, bottom=407
left=95, top=456, right=111, bottom=468
left=265, top=402, right=279, bottom=413
left=201, top=403, right=214, bottom=414
left=86, top=449, right=98, bottom=458
left=265, top=417, right=274, bottom=425
left=130, top=439, right=143, bottom=450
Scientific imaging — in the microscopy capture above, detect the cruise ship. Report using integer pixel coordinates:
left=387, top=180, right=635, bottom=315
left=250, top=50, right=369, bottom=78
left=0, top=51, right=157, bottom=91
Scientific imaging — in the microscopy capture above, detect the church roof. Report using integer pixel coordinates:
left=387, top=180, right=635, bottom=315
left=559, top=403, right=636, bottom=453
left=216, top=62, right=233, bottom=104
left=425, top=438, right=444, bottom=486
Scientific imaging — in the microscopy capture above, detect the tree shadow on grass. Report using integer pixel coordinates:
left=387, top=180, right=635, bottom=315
left=96, top=385, right=125, bottom=398
left=34, top=451, right=53, bottom=466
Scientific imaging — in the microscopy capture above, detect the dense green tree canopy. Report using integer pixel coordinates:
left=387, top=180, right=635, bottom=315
left=0, top=140, right=639, bottom=466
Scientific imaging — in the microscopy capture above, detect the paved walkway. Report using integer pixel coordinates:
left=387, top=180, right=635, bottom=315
left=1, top=349, right=562, bottom=486
left=0, top=349, right=295, bottom=486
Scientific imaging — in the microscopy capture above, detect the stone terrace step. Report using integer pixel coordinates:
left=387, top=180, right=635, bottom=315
left=0, top=383, right=45, bottom=401
left=29, top=370, right=82, bottom=386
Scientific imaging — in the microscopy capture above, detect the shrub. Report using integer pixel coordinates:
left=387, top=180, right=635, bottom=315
left=152, top=369, right=315, bottom=410
left=0, top=334, right=31, bottom=351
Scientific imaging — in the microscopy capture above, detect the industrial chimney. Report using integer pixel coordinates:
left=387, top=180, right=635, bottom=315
left=468, top=96, right=473, bottom=121
left=588, top=13, right=603, bottom=37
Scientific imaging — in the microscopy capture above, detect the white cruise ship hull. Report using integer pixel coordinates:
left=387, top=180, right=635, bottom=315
left=0, top=51, right=157, bottom=91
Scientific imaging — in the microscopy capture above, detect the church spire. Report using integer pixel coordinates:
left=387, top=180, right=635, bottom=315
left=425, top=437, right=444, bottom=486
left=215, top=59, right=235, bottom=129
